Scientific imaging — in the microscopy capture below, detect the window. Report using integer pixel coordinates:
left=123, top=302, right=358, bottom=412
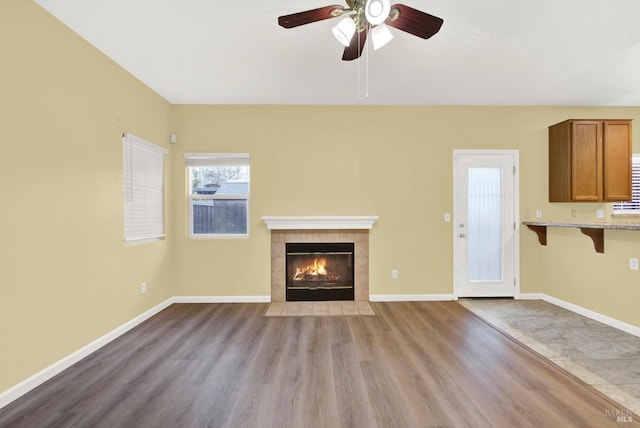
left=123, top=133, right=168, bottom=243
left=612, top=154, right=640, bottom=216
left=185, top=153, right=250, bottom=238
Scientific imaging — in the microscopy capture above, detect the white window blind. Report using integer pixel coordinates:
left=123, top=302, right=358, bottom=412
left=123, top=133, right=168, bottom=243
left=613, top=154, right=640, bottom=215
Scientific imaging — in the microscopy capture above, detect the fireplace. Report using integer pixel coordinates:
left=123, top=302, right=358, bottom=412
left=286, top=242, right=354, bottom=301
left=262, top=216, right=378, bottom=303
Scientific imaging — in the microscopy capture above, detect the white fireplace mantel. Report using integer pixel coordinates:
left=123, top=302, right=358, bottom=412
left=262, top=216, right=378, bottom=230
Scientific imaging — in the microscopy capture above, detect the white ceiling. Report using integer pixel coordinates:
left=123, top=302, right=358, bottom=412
left=35, top=0, right=640, bottom=106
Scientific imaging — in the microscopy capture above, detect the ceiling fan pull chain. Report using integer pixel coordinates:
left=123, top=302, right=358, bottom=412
left=365, top=29, right=370, bottom=99
left=357, top=30, right=362, bottom=102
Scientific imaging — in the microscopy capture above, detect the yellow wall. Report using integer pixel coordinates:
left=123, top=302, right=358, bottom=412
left=171, top=105, right=640, bottom=328
left=0, top=1, right=173, bottom=392
left=2, top=0, right=640, bottom=400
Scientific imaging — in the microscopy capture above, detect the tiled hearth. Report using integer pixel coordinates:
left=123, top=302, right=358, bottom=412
left=262, top=216, right=377, bottom=302
left=265, top=301, right=376, bottom=317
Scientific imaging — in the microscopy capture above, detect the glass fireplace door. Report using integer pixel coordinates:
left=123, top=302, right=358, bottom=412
left=286, top=242, right=354, bottom=301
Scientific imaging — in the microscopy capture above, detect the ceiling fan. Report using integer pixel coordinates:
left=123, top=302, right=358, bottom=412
left=278, top=0, right=443, bottom=61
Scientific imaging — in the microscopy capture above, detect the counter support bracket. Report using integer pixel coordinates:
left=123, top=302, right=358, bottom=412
left=526, top=224, right=547, bottom=246
left=522, top=221, right=640, bottom=254
left=579, top=228, right=604, bottom=253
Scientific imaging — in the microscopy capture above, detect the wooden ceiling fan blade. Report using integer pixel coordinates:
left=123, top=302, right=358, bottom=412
left=278, top=5, right=345, bottom=28
left=386, top=4, right=443, bottom=39
left=342, top=28, right=368, bottom=61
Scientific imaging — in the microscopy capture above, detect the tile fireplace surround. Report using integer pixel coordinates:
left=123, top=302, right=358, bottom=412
left=262, top=216, right=378, bottom=302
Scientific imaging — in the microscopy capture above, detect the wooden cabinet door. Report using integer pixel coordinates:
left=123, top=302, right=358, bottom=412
left=603, top=120, right=632, bottom=201
left=571, top=121, right=602, bottom=201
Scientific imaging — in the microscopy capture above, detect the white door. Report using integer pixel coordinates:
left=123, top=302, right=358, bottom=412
left=454, top=150, right=519, bottom=297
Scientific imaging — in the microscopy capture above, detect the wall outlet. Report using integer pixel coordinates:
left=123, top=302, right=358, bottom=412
left=444, top=213, right=451, bottom=222
left=571, top=210, right=577, bottom=218
left=391, top=270, right=398, bottom=279
left=141, top=282, right=147, bottom=294
left=596, top=209, right=605, bottom=219
left=535, top=209, right=542, bottom=219
left=630, top=258, right=639, bottom=271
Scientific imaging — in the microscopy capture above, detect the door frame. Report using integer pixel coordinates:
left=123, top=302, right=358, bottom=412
left=452, top=149, right=520, bottom=299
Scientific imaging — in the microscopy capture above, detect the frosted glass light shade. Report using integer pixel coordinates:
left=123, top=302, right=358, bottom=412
left=332, top=17, right=356, bottom=47
left=371, top=23, right=394, bottom=50
left=365, top=0, right=391, bottom=25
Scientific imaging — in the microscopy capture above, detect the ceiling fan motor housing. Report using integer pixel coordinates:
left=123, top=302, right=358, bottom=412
left=365, top=0, right=391, bottom=25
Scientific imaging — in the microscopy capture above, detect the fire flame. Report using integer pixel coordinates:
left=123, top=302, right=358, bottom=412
left=293, top=257, right=327, bottom=280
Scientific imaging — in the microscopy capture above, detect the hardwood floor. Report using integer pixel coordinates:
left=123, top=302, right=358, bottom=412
left=0, top=302, right=637, bottom=427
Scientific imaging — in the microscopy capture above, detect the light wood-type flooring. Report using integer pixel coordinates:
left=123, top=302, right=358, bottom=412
left=0, top=301, right=637, bottom=427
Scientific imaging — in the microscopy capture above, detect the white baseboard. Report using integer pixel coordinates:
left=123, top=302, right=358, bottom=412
left=534, top=294, right=640, bottom=338
left=369, top=294, right=456, bottom=302
left=0, top=295, right=275, bottom=410
left=12, top=292, right=634, bottom=412
left=172, top=295, right=271, bottom=303
left=0, top=297, right=174, bottom=411
left=517, top=293, right=545, bottom=300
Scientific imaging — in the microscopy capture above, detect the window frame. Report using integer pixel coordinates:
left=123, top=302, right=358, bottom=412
left=612, top=154, right=640, bottom=217
left=122, top=133, right=168, bottom=245
left=185, top=153, right=250, bottom=239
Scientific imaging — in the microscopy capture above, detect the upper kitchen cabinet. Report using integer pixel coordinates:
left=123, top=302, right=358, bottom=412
left=549, top=119, right=632, bottom=202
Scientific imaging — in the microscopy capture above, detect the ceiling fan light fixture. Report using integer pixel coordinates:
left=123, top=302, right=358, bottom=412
left=278, top=2, right=443, bottom=61
left=371, top=23, right=394, bottom=50
left=365, top=0, right=391, bottom=25
left=332, top=17, right=356, bottom=47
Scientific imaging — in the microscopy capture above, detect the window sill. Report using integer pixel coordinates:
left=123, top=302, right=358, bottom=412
left=188, top=233, right=249, bottom=240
